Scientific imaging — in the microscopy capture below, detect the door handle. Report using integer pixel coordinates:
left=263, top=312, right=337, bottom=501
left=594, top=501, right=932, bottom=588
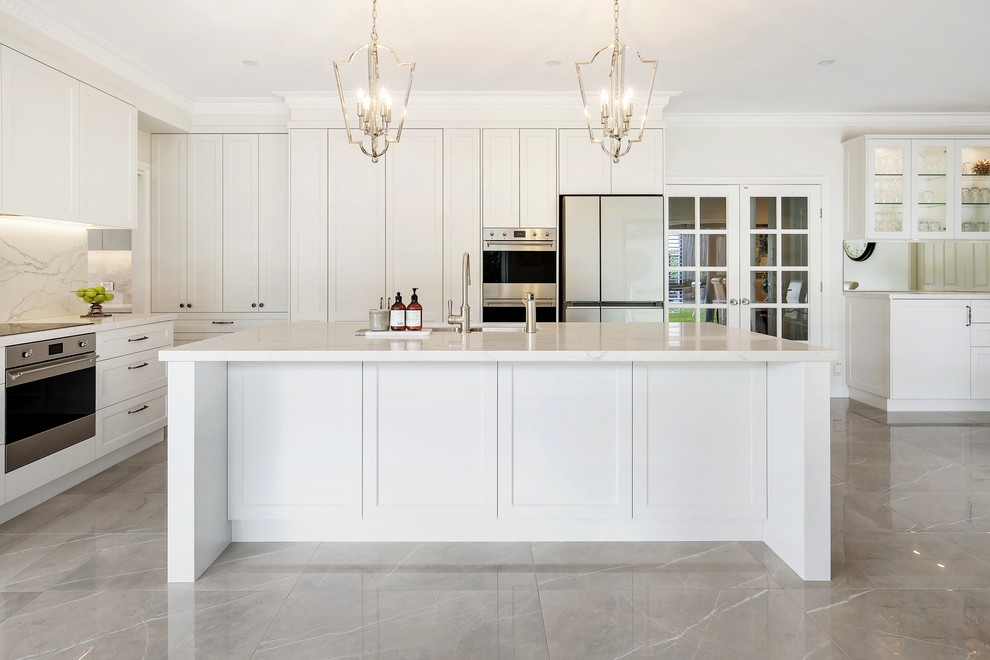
left=128, top=336, right=149, bottom=342
left=741, top=298, right=751, bottom=305
left=968, top=305, right=972, bottom=327
left=127, top=362, right=149, bottom=370
left=729, top=299, right=739, bottom=306
left=127, top=404, right=149, bottom=415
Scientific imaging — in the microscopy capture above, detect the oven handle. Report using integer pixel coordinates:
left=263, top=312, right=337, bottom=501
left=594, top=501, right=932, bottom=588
left=483, top=241, right=556, bottom=252
left=6, top=354, right=98, bottom=388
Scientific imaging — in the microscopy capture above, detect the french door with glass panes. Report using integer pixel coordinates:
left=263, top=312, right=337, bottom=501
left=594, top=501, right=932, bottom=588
left=666, top=184, right=822, bottom=344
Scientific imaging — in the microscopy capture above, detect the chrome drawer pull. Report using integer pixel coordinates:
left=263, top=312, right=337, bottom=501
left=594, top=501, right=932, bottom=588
left=127, top=362, right=149, bottom=370
left=127, top=404, right=149, bottom=415
left=128, top=336, right=149, bottom=342
left=212, top=321, right=235, bottom=325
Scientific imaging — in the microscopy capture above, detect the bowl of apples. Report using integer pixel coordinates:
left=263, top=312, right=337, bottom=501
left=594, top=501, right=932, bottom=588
left=75, top=285, right=114, bottom=317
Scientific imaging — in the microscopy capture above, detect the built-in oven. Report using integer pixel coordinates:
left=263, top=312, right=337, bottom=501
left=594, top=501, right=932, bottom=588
left=5, top=333, right=97, bottom=473
left=482, top=227, right=557, bottom=323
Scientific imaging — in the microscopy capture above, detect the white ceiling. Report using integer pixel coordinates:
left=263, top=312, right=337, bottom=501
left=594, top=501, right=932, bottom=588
left=22, top=0, right=990, bottom=114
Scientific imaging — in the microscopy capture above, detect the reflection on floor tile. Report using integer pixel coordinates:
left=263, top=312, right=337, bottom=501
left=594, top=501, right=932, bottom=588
left=1, top=401, right=990, bottom=658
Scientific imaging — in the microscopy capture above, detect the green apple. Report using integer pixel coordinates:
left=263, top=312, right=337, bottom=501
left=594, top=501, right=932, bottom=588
left=95, top=285, right=106, bottom=294
left=104, top=292, right=115, bottom=301
left=76, top=288, right=86, bottom=297
left=93, top=294, right=106, bottom=303
left=84, top=296, right=94, bottom=303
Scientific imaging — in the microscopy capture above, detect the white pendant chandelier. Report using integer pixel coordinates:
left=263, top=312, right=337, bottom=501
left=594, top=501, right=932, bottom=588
left=576, top=0, right=658, bottom=163
left=332, top=0, right=415, bottom=162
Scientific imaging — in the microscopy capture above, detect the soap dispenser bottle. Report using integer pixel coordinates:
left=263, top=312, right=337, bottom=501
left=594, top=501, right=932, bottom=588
left=406, top=288, right=423, bottom=331
left=390, top=292, right=406, bottom=331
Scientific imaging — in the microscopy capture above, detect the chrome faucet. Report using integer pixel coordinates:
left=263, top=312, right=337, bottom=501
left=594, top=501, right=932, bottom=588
left=523, top=291, right=537, bottom=333
left=447, top=252, right=471, bottom=333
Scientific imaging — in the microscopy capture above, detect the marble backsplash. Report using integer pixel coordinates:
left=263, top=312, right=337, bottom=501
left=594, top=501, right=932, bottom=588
left=0, top=217, right=88, bottom=321
left=88, top=250, right=132, bottom=306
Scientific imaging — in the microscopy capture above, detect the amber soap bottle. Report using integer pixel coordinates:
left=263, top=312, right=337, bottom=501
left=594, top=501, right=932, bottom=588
left=390, top=292, right=406, bottom=331
left=406, top=288, right=423, bottom=331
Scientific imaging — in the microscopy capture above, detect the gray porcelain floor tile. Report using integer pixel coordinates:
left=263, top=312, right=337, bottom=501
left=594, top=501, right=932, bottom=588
left=0, top=533, right=123, bottom=592
left=50, top=533, right=167, bottom=591
left=309, top=541, right=534, bottom=571
left=165, top=590, right=290, bottom=659
left=206, top=541, right=319, bottom=574
left=116, top=440, right=167, bottom=466
left=0, top=493, right=166, bottom=535
left=0, top=592, right=40, bottom=624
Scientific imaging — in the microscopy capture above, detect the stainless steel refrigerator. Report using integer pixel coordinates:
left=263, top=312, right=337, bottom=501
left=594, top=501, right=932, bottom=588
left=560, top=195, right=665, bottom=322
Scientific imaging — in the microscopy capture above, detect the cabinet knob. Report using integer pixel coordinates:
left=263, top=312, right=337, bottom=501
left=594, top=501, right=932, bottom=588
left=251, top=303, right=257, bottom=308
left=258, top=302, right=264, bottom=308
left=187, top=303, right=193, bottom=309
left=179, top=303, right=185, bottom=308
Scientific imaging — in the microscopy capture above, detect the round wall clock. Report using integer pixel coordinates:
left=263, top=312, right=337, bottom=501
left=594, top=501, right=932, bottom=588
left=842, top=240, right=876, bottom=262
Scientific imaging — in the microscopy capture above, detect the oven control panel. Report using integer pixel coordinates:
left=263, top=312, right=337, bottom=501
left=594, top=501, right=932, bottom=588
left=6, top=333, right=97, bottom=370
left=484, top=227, right=556, bottom=242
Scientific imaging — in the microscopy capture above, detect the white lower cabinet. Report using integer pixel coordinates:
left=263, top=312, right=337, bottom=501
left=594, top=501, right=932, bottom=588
left=633, top=363, right=767, bottom=520
left=497, top=363, right=633, bottom=520
left=97, top=347, right=167, bottom=408
left=890, top=299, right=971, bottom=399
left=228, top=362, right=363, bottom=519
left=96, top=388, right=167, bottom=458
left=363, top=362, right=497, bottom=519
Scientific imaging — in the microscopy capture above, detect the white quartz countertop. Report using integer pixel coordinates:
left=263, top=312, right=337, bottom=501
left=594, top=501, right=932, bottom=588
left=0, top=314, right=175, bottom=347
left=159, top=322, right=836, bottom=363
left=844, top=291, right=990, bottom=300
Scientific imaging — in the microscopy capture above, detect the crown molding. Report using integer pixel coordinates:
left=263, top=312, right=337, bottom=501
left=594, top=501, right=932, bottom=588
left=0, top=0, right=196, bottom=112
left=664, top=112, right=990, bottom=128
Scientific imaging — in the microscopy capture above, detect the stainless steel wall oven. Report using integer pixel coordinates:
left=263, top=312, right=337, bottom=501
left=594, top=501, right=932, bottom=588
left=5, top=333, right=97, bottom=473
left=482, top=227, right=557, bottom=323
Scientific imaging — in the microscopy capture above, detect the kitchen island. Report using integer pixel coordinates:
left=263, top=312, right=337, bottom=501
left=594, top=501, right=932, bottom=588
left=160, top=322, right=836, bottom=582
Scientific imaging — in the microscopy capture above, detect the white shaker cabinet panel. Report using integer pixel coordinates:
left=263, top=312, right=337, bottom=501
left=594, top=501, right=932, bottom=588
left=228, top=362, right=363, bottom=519
left=611, top=129, right=663, bottom=195
left=497, top=362, right=633, bottom=519
left=185, top=135, right=224, bottom=313
left=363, top=362, right=497, bottom=519
left=519, top=129, right=558, bottom=227
left=386, top=129, right=444, bottom=324
left=972, top=348, right=990, bottom=399
left=150, top=134, right=187, bottom=312
left=482, top=129, right=520, bottom=227
left=289, top=129, right=328, bottom=321
left=443, top=129, right=482, bottom=316
left=257, top=135, right=289, bottom=313
left=890, top=299, right=971, bottom=399
left=558, top=128, right=611, bottom=195
left=79, top=83, right=136, bottom=228
left=222, top=134, right=260, bottom=313
left=633, top=363, right=767, bottom=520
left=329, top=129, right=385, bottom=322
left=1, top=46, right=78, bottom=220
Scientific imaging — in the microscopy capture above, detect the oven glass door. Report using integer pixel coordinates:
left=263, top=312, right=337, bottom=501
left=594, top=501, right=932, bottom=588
left=483, top=250, right=556, bottom=285
left=6, top=363, right=96, bottom=444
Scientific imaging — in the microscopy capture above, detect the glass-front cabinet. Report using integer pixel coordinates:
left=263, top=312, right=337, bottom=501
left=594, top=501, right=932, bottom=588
left=959, top=141, right=990, bottom=239
left=845, top=135, right=990, bottom=240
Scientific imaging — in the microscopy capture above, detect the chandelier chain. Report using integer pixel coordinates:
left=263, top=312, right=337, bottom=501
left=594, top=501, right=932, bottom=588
left=370, top=0, right=378, bottom=43
left=613, top=0, right=620, bottom=43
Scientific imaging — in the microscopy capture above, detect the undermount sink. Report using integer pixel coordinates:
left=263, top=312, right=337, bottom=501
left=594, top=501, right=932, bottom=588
left=430, top=325, right=528, bottom=333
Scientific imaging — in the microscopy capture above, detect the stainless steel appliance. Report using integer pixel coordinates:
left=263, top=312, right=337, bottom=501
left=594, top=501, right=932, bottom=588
left=5, top=333, right=97, bottom=472
left=482, top=227, right=557, bottom=322
left=560, top=195, right=665, bottom=322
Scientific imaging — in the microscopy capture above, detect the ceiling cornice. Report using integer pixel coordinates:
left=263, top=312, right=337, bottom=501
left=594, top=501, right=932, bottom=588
left=0, top=0, right=196, bottom=112
left=664, top=112, right=990, bottom=127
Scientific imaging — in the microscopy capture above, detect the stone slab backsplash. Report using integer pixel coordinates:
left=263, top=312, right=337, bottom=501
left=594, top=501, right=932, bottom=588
left=0, top=218, right=88, bottom=321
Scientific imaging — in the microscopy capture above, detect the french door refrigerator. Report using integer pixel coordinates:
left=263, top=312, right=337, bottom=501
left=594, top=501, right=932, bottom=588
left=560, top=195, right=665, bottom=322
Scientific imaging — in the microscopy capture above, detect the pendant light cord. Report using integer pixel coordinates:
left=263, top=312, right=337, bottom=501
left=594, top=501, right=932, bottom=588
left=613, top=0, right=620, bottom=44
left=370, top=0, right=378, bottom=43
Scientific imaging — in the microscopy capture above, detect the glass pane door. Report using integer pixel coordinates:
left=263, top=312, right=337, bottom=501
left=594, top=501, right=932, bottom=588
left=741, top=185, right=821, bottom=343
left=664, top=185, right=739, bottom=327
left=911, top=141, right=952, bottom=237
left=868, top=141, right=909, bottom=238
left=959, top=141, right=990, bottom=239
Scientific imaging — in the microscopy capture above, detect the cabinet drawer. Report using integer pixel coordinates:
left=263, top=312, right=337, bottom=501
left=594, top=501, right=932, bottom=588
left=96, top=388, right=167, bottom=458
left=172, top=318, right=282, bottom=335
left=97, top=322, right=173, bottom=360
left=972, top=301, right=990, bottom=325
left=97, top=347, right=167, bottom=409
left=973, top=324, right=990, bottom=347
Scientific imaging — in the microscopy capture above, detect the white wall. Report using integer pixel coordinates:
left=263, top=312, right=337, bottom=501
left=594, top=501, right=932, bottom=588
left=842, top=242, right=914, bottom=291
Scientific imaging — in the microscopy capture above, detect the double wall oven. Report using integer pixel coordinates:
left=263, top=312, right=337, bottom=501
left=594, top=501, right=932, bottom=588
left=482, top=227, right=557, bottom=323
left=5, top=333, right=97, bottom=473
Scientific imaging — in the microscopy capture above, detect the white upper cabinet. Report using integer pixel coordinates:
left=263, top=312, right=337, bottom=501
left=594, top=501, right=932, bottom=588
left=558, top=128, right=663, bottom=195
left=79, top=83, right=137, bottom=228
left=0, top=46, right=136, bottom=227
left=482, top=128, right=557, bottom=228
left=223, top=134, right=288, bottom=313
left=845, top=135, right=990, bottom=240
left=386, top=129, right=444, bottom=324
left=150, top=134, right=223, bottom=313
left=1, top=46, right=78, bottom=221
left=444, top=129, right=482, bottom=317
left=328, top=129, right=385, bottom=322
left=289, top=129, right=329, bottom=322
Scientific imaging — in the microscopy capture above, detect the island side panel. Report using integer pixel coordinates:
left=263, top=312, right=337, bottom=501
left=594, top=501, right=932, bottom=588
left=764, top=361, right=831, bottom=581
left=497, top=362, right=633, bottom=520
left=363, top=362, right=497, bottom=519
left=632, top=363, right=767, bottom=522
left=167, top=361, right=230, bottom=582
left=228, top=362, right=363, bottom=521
